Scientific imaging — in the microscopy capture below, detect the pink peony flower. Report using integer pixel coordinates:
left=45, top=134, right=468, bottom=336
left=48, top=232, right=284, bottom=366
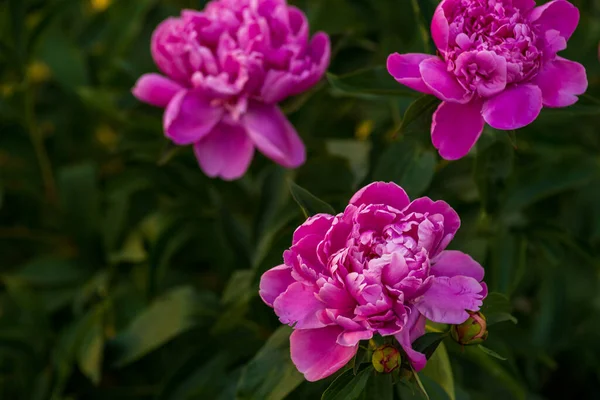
left=259, top=182, right=487, bottom=381
left=132, top=0, right=330, bottom=180
left=387, top=0, right=587, bottom=160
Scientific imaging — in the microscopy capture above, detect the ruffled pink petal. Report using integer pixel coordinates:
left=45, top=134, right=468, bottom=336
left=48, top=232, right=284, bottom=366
left=529, top=0, right=580, bottom=41
left=336, top=330, right=373, bottom=347
left=431, top=3, right=450, bottom=53
left=513, top=0, right=536, bottom=12
left=292, top=214, right=335, bottom=245
left=416, top=276, right=484, bottom=324
left=403, top=197, right=461, bottom=252
left=482, top=84, right=543, bottom=130
left=132, top=74, right=183, bottom=108
left=431, top=250, right=484, bottom=282
left=420, top=58, right=472, bottom=104
left=349, top=182, right=411, bottom=212
left=242, top=102, right=306, bottom=168
left=290, top=326, right=358, bottom=382
left=533, top=57, right=587, bottom=108
left=387, top=53, right=436, bottom=94
left=395, top=307, right=427, bottom=371
left=431, top=100, right=485, bottom=160
left=273, top=282, right=326, bottom=329
left=259, top=264, right=295, bottom=307
left=164, top=90, right=223, bottom=145
left=193, top=122, right=254, bottom=180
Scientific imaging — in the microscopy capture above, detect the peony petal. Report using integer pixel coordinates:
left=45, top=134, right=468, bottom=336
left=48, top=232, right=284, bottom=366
left=512, top=0, right=536, bottom=12
left=482, top=84, right=543, bottom=130
left=293, top=214, right=335, bottom=245
left=259, top=264, right=295, bottom=307
left=529, top=0, right=580, bottom=41
left=431, top=250, right=484, bottom=282
left=243, top=102, right=306, bottom=168
left=349, top=182, right=410, bottom=212
left=193, top=122, right=254, bottom=180
left=420, top=58, right=472, bottom=104
left=273, top=282, right=326, bottom=329
left=402, top=197, right=460, bottom=257
left=164, top=90, right=223, bottom=145
left=290, top=326, right=358, bottom=381
left=132, top=73, right=183, bottom=108
left=395, top=307, right=427, bottom=371
left=416, top=276, right=485, bottom=324
left=533, top=57, right=587, bottom=108
left=387, top=53, right=436, bottom=94
left=337, top=330, right=373, bottom=347
left=431, top=2, right=451, bottom=53
left=431, top=100, right=485, bottom=160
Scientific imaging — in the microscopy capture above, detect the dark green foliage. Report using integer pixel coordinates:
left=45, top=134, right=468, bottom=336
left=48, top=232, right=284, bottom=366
left=1, top=0, right=600, bottom=399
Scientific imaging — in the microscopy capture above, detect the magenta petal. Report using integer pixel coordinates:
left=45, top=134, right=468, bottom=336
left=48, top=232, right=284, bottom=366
left=387, top=53, right=435, bottom=94
left=533, top=57, right=587, bottom=108
left=193, top=122, right=254, bottom=180
left=529, top=0, right=580, bottom=41
left=431, top=250, right=484, bottom=282
left=416, top=276, right=484, bottom=324
left=273, top=282, right=326, bottom=329
left=349, top=182, right=411, bottom=211
left=259, top=264, right=295, bottom=307
left=482, top=84, right=543, bottom=130
left=431, top=4, right=450, bottom=53
left=290, top=326, right=358, bottom=381
left=132, top=74, right=183, bottom=108
left=337, top=330, right=373, bottom=347
left=395, top=307, right=427, bottom=371
left=293, top=214, right=335, bottom=245
left=420, top=58, right=472, bottom=104
left=513, top=0, right=536, bottom=12
left=164, top=90, right=223, bottom=145
left=243, top=102, right=306, bottom=168
left=431, top=100, right=484, bottom=160
left=403, top=197, right=461, bottom=250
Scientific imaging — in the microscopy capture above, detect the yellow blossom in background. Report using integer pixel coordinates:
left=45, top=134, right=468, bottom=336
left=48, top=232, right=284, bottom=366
left=90, top=0, right=112, bottom=12
left=95, top=124, right=118, bottom=150
left=355, top=120, right=374, bottom=141
left=27, top=61, right=52, bottom=84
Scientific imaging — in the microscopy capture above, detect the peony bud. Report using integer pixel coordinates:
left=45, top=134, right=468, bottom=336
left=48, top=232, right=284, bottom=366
left=451, top=311, right=488, bottom=345
left=372, top=344, right=401, bottom=373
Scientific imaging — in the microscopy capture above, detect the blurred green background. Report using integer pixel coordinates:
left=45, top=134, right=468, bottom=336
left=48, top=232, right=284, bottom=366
left=1, top=0, right=600, bottom=399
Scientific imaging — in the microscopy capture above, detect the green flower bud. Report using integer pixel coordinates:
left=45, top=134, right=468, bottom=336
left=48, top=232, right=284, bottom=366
left=451, top=311, right=488, bottom=345
left=371, top=344, right=401, bottom=373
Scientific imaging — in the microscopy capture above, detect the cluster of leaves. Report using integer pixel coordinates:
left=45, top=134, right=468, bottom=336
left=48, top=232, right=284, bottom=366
left=1, top=0, right=600, bottom=399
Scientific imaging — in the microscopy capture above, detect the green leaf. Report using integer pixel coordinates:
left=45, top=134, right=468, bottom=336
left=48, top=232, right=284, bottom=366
left=321, top=366, right=373, bottom=400
left=5, top=257, right=87, bottom=287
left=39, top=27, right=89, bottom=89
left=236, top=326, right=304, bottom=400
left=222, top=269, right=255, bottom=305
left=502, top=156, right=597, bottom=212
left=288, top=180, right=336, bottom=218
left=422, top=343, right=455, bottom=400
left=327, top=67, right=419, bottom=99
left=361, top=371, right=393, bottom=400
left=400, top=95, right=440, bottom=133
left=58, top=163, right=99, bottom=241
left=412, top=332, right=448, bottom=360
left=373, top=140, right=436, bottom=198
left=77, top=306, right=105, bottom=385
left=112, top=286, right=211, bottom=366
left=480, top=293, right=517, bottom=326
left=353, top=344, right=368, bottom=375
left=477, top=345, right=507, bottom=361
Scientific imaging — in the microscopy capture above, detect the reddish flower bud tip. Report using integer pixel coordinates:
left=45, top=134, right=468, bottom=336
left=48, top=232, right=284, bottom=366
left=451, top=311, right=488, bottom=345
left=372, top=345, right=401, bottom=373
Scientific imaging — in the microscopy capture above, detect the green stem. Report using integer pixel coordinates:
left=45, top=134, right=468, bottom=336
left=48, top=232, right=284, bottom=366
left=24, top=82, right=57, bottom=205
